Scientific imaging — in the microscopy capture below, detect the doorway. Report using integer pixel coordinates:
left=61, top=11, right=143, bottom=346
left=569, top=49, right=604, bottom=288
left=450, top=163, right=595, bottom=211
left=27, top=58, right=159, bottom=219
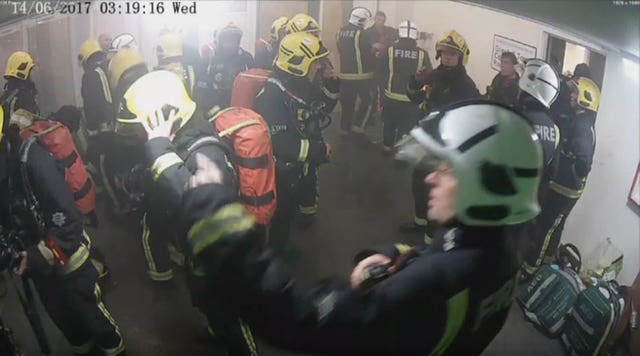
left=546, top=33, right=606, bottom=87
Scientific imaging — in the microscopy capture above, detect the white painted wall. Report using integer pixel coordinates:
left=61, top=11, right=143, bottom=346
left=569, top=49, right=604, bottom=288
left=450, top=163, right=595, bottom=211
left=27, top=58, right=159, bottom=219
left=375, top=0, right=640, bottom=284
left=562, top=54, right=640, bottom=284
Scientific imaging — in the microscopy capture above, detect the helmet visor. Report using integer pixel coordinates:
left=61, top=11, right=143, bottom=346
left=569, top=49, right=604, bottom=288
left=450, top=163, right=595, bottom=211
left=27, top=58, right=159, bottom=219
left=395, top=134, right=445, bottom=172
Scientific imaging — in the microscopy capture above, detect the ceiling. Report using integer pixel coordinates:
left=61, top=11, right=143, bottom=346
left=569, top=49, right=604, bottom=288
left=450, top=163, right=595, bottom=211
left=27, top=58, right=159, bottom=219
left=2, top=1, right=639, bottom=58
left=463, top=0, right=640, bottom=59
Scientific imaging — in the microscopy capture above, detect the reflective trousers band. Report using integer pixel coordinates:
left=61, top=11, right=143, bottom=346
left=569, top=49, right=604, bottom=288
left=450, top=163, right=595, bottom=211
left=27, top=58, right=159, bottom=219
left=548, top=181, right=583, bottom=199
left=414, top=216, right=428, bottom=226
left=384, top=90, right=411, bottom=102
left=151, top=152, right=183, bottom=181
left=535, top=213, right=565, bottom=267
left=321, top=85, right=339, bottom=100
left=239, top=318, right=258, bottom=356
left=149, top=269, right=174, bottom=281
left=94, top=284, right=125, bottom=356
left=60, top=243, right=90, bottom=275
left=298, top=139, right=310, bottom=162
left=299, top=205, right=317, bottom=215
left=95, top=67, right=113, bottom=104
left=338, top=72, right=374, bottom=80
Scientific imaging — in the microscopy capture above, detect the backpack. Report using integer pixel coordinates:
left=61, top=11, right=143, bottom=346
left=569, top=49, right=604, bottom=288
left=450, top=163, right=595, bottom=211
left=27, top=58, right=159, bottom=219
left=517, top=264, right=582, bottom=336
left=16, top=110, right=96, bottom=215
left=561, top=281, right=623, bottom=356
left=209, top=107, right=276, bottom=225
left=230, top=68, right=272, bottom=109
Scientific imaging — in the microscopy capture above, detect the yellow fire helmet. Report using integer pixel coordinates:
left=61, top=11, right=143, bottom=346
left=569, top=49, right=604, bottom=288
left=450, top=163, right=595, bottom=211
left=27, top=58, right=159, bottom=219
left=276, top=32, right=329, bottom=77
left=157, top=32, right=183, bottom=60
left=435, top=30, right=470, bottom=66
left=271, top=16, right=289, bottom=41
left=119, top=70, right=196, bottom=133
left=4, top=51, right=35, bottom=80
left=285, top=13, right=321, bottom=36
left=78, top=39, right=103, bottom=65
left=573, top=77, right=601, bottom=112
left=108, top=48, right=146, bottom=89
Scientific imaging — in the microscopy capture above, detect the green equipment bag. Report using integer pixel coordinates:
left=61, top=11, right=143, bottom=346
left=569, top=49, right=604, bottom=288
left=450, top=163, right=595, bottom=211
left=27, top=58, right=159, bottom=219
left=561, top=281, right=622, bottom=356
left=517, top=265, right=581, bottom=336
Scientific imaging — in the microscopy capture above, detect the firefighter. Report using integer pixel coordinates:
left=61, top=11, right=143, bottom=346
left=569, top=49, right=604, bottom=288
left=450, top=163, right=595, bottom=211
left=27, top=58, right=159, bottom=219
left=337, top=7, right=376, bottom=135
left=202, top=23, right=254, bottom=114
left=111, top=49, right=180, bottom=282
left=254, top=32, right=337, bottom=253
left=1, top=51, right=39, bottom=121
left=1, top=102, right=125, bottom=356
left=118, top=69, right=257, bottom=355
left=155, top=31, right=197, bottom=96
left=186, top=101, right=543, bottom=355
left=106, top=33, right=137, bottom=61
left=488, top=51, right=520, bottom=107
left=109, top=48, right=149, bottom=112
left=517, top=58, right=561, bottom=170
left=523, top=77, right=600, bottom=275
left=78, top=39, right=124, bottom=215
left=401, top=30, right=480, bottom=240
left=282, top=14, right=340, bottom=227
left=377, top=20, right=430, bottom=152
left=255, top=16, right=289, bottom=69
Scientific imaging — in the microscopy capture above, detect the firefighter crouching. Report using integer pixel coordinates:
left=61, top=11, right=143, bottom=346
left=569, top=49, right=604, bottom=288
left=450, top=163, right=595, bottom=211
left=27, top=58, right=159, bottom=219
left=118, top=70, right=260, bottom=355
left=1, top=102, right=125, bottom=356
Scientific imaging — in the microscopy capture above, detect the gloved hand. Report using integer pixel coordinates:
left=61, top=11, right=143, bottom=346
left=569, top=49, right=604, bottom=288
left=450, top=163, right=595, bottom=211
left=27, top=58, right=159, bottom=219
left=139, top=108, right=179, bottom=141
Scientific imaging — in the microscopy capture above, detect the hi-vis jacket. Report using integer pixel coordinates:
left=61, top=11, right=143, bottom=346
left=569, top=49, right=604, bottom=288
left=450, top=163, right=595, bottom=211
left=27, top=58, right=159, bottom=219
left=187, top=222, right=520, bottom=355
left=337, top=23, right=375, bottom=80
left=378, top=38, right=431, bottom=102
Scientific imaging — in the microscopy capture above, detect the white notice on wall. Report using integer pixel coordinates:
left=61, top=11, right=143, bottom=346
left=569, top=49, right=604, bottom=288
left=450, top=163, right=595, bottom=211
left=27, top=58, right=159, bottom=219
left=491, top=34, right=537, bottom=71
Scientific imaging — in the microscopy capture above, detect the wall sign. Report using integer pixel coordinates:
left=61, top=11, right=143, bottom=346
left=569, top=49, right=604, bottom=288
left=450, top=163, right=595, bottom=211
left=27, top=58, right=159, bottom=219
left=491, top=34, right=537, bottom=71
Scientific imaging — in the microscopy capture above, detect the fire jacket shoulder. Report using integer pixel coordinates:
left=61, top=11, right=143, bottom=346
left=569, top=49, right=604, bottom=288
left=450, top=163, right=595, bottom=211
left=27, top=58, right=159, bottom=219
left=144, top=116, right=238, bottom=231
